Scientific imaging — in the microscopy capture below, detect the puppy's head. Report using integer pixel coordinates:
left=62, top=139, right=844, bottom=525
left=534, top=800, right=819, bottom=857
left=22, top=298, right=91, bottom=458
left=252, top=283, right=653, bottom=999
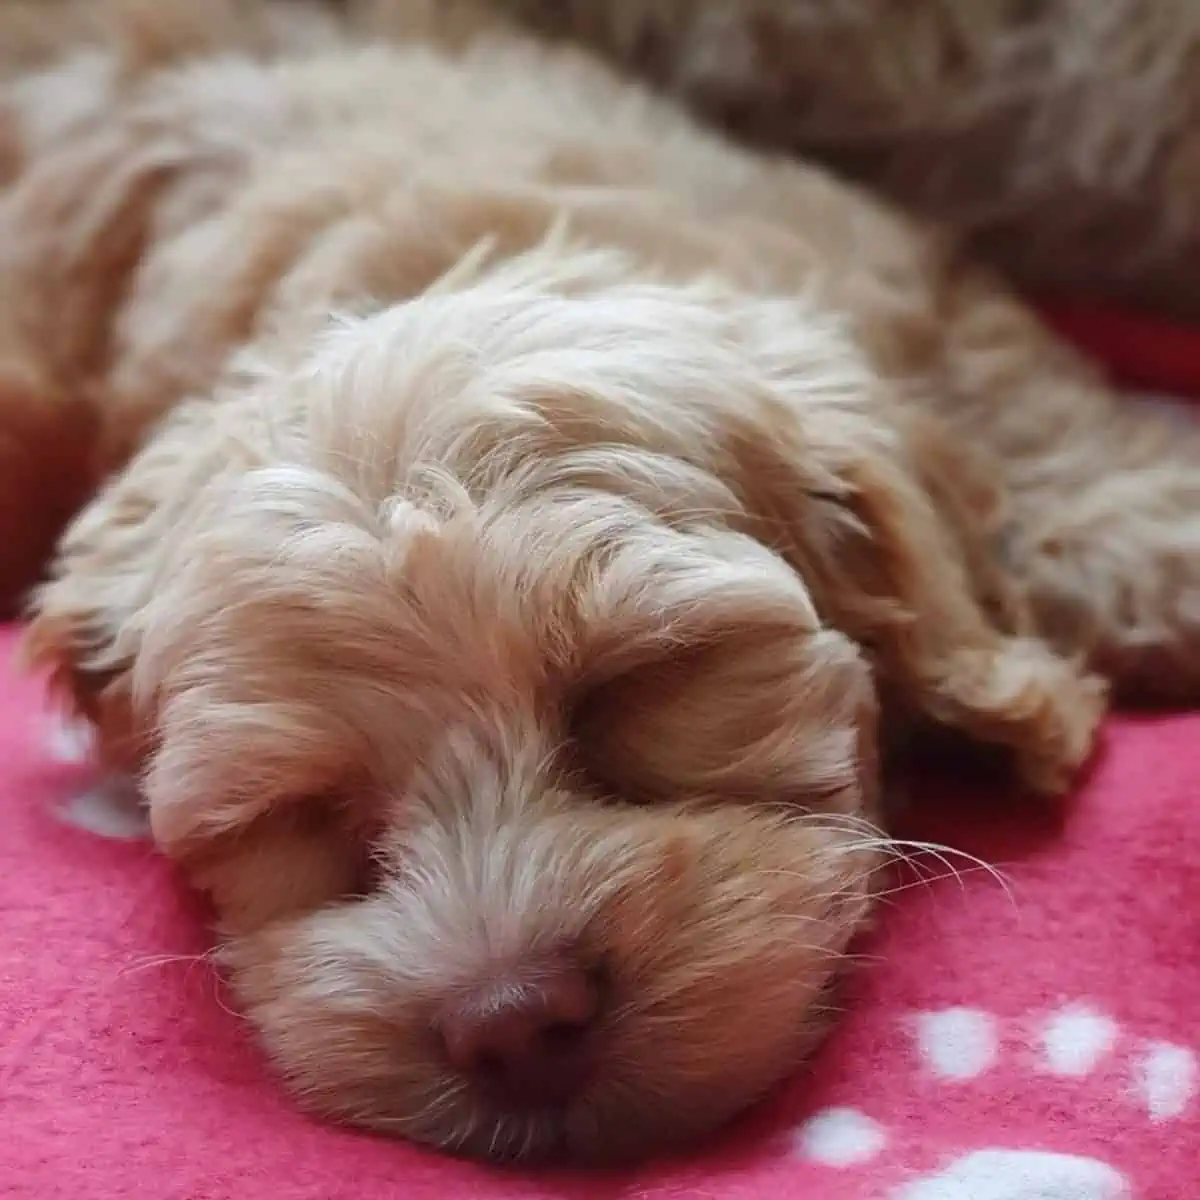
left=126, top=264, right=885, bottom=1161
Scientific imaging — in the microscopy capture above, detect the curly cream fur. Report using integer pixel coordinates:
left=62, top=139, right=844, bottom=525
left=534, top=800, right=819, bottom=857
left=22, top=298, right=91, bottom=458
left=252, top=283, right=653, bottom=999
left=0, top=0, right=1197, bottom=1165
left=497, top=0, right=1200, bottom=317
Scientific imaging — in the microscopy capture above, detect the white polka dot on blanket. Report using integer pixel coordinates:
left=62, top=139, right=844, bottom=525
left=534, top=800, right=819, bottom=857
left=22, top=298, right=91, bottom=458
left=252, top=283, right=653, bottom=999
left=895, top=1149, right=1130, bottom=1200
left=792, top=1107, right=886, bottom=1167
left=1137, top=1041, right=1197, bottom=1122
left=44, top=713, right=95, bottom=764
left=1039, top=1005, right=1118, bottom=1077
left=915, top=1008, right=997, bottom=1080
left=57, top=774, right=149, bottom=840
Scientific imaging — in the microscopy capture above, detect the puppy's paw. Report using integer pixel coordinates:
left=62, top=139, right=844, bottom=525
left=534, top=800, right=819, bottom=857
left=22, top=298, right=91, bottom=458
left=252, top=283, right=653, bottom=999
left=932, top=638, right=1108, bottom=797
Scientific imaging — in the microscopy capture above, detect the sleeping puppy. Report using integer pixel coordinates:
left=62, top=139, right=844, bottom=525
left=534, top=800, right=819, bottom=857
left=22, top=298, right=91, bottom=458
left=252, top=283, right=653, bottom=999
left=0, top=0, right=1197, bottom=1165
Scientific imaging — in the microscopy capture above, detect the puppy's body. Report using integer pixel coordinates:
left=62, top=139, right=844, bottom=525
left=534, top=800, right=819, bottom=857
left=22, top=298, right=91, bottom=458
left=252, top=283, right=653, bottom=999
left=2, top=0, right=1198, bottom=1164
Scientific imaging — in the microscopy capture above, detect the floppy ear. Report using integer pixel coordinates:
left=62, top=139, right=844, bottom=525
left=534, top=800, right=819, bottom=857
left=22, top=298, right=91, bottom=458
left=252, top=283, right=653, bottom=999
left=27, top=386, right=447, bottom=861
left=568, top=522, right=879, bottom=819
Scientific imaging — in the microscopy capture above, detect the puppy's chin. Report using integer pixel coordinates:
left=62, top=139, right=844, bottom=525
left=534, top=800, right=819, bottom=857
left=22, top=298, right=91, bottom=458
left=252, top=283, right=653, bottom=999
left=219, top=802, right=882, bottom=1164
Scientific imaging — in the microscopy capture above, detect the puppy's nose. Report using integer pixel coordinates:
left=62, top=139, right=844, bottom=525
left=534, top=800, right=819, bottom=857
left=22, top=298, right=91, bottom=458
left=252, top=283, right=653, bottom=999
left=438, top=958, right=602, bottom=1107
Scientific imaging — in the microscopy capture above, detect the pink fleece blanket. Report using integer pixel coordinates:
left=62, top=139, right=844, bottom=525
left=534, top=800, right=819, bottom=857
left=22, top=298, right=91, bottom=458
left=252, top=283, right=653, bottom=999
left=2, top=316, right=1198, bottom=1198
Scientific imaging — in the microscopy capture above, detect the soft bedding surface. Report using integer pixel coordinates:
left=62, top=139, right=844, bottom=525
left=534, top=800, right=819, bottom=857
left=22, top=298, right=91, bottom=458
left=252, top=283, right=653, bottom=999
left=1, top=311, right=1196, bottom=1200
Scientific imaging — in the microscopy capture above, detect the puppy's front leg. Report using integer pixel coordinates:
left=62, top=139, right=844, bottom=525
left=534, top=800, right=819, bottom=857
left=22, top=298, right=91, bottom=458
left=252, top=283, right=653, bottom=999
left=934, top=267, right=1200, bottom=703
left=797, top=433, right=1107, bottom=797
